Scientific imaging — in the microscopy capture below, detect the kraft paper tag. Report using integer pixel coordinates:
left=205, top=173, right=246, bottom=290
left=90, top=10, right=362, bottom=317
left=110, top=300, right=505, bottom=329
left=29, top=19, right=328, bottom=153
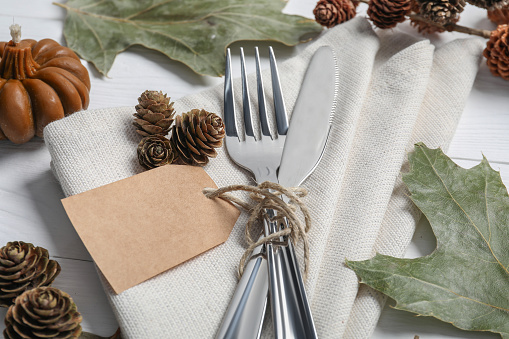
left=62, top=165, right=240, bottom=294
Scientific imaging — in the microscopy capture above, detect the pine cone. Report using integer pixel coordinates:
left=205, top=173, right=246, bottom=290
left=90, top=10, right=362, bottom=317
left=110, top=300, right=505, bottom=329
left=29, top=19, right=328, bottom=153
left=0, top=241, right=61, bottom=308
left=133, top=90, right=176, bottom=137
left=368, top=0, right=412, bottom=29
left=488, top=7, right=509, bottom=24
left=313, top=0, right=358, bottom=27
left=467, top=0, right=508, bottom=9
left=137, top=135, right=176, bottom=169
left=170, top=109, right=225, bottom=166
left=410, top=0, right=459, bottom=33
left=484, top=25, right=509, bottom=80
left=4, top=287, right=82, bottom=339
left=417, top=0, right=465, bottom=25
left=411, top=17, right=458, bottom=33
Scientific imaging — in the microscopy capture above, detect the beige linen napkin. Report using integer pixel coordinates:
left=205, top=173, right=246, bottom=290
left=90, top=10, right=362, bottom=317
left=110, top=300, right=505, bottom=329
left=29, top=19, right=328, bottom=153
left=44, top=17, right=483, bottom=338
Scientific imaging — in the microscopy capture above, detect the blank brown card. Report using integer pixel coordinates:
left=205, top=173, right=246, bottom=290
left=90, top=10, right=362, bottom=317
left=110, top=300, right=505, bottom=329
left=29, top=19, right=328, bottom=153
left=62, top=165, right=240, bottom=294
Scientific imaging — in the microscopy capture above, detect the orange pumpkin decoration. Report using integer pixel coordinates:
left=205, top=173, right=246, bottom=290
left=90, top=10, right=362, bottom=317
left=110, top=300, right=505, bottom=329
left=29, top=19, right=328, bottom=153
left=0, top=25, right=90, bottom=144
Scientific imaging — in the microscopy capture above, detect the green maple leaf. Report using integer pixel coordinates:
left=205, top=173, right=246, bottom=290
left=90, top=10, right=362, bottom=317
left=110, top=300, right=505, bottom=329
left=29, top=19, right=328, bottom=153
left=55, top=0, right=321, bottom=77
left=347, top=143, right=509, bottom=338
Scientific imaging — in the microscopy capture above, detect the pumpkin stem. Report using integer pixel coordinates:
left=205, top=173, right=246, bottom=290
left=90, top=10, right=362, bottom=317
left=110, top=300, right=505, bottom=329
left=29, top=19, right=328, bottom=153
left=9, top=24, right=21, bottom=44
left=0, top=28, right=39, bottom=80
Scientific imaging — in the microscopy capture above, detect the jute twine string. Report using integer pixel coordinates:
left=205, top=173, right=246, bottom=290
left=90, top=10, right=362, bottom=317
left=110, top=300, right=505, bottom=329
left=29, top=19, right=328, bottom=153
left=203, top=181, right=312, bottom=280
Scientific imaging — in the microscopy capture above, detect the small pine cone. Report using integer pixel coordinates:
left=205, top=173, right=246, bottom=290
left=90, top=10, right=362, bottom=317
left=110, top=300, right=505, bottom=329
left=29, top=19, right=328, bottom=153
left=411, top=20, right=443, bottom=34
left=410, top=0, right=443, bottom=33
left=170, top=109, right=225, bottom=166
left=0, top=241, right=61, bottom=308
left=467, top=0, right=508, bottom=9
left=137, top=135, right=176, bottom=169
left=488, top=7, right=509, bottom=24
left=133, top=90, right=176, bottom=137
left=484, top=25, right=509, bottom=80
left=368, top=0, right=412, bottom=29
left=417, top=0, right=465, bottom=25
left=4, top=287, right=82, bottom=339
left=313, top=0, right=357, bottom=27
left=410, top=0, right=459, bottom=34
left=410, top=17, right=457, bottom=33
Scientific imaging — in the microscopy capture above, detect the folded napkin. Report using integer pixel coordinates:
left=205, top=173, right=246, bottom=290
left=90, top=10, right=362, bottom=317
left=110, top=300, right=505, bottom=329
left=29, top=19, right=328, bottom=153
left=44, top=17, right=483, bottom=338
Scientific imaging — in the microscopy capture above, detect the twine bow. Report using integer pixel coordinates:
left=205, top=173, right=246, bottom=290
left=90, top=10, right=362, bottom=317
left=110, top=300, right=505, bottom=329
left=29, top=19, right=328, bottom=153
left=203, top=181, right=311, bottom=280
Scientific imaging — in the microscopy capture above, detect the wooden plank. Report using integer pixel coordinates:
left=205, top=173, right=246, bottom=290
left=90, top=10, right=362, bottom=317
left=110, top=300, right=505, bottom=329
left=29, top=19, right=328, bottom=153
left=0, top=16, right=66, bottom=44
left=374, top=302, right=499, bottom=339
left=0, top=0, right=65, bottom=21
left=0, top=139, right=91, bottom=261
left=448, top=68, right=509, bottom=164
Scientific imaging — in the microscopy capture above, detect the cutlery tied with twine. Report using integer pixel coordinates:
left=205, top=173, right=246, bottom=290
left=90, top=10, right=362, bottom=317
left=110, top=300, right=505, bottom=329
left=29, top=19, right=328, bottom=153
left=203, top=181, right=311, bottom=280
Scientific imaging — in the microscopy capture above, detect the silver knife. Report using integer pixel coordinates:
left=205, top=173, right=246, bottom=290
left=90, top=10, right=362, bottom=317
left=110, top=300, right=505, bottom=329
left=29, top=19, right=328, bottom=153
left=274, top=45, right=336, bottom=338
left=278, top=45, right=335, bottom=187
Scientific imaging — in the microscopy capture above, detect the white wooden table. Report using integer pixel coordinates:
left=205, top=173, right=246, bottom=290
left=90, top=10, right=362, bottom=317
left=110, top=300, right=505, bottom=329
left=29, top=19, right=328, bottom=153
left=0, top=1, right=507, bottom=338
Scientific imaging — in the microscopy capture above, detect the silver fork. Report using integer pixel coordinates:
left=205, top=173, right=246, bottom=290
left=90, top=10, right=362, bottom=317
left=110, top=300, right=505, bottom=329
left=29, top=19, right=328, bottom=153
left=215, top=46, right=288, bottom=339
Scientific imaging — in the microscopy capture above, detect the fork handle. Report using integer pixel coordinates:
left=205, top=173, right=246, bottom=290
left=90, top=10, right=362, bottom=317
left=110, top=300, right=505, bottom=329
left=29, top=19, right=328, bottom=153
left=215, top=241, right=268, bottom=339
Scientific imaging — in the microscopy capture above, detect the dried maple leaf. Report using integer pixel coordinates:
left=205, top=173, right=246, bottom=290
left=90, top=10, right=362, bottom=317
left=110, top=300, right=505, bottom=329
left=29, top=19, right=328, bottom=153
left=347, top=143, right=509, bottom=338
left=55, top=0, right=322, bottom=77
left=79, top=328, right=121, bottom=338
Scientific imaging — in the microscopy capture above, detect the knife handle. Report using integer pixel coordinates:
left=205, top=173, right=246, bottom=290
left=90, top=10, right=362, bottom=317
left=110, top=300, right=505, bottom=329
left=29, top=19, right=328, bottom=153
left=269, top=216, right=318, bottom=339
left=215, top=241, right=269, bottom=339
left=278, top=236, right=318, bottom=339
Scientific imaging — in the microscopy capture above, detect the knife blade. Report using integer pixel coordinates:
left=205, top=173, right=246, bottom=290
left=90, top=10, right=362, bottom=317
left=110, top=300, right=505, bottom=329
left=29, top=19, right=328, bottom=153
left=273, top=45, right=336, bottom=338
left=278, top=45, right=336, bottom=187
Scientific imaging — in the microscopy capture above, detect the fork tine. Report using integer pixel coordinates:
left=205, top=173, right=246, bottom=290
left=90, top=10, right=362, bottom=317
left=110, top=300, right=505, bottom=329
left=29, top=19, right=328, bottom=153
left=269, top=47, right=289, bottom=136
left=255, top=47, right=271, bottom=138
left=240, top=48, right=255, bottom=139
left=224, top=48, right=238, bottom=138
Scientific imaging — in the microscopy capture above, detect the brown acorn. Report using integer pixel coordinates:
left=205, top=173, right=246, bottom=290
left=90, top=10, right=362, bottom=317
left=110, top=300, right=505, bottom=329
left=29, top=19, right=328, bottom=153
left=3, top=287, right=82, bottom=339
left=133, top=90, right=176, bottom=137
left=137, top=135, right=176, bottom=169
left=368, top=0, right=412, bottom=29
left=0, top=241, right=61, bottom=307
left=313, top=0, right=358, bottom=27
left=170, top=109, right=225, bottom=166
left=484, top=24, right=509, bottom=80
